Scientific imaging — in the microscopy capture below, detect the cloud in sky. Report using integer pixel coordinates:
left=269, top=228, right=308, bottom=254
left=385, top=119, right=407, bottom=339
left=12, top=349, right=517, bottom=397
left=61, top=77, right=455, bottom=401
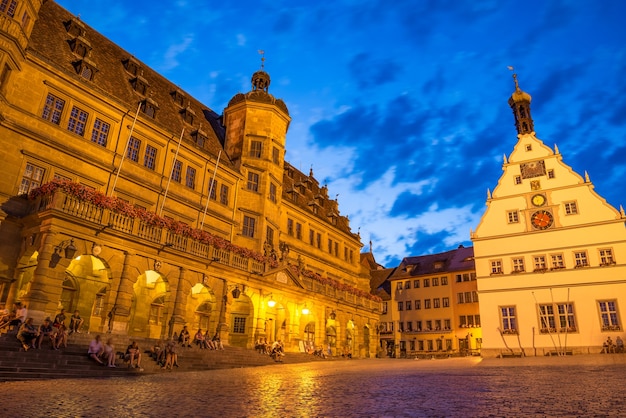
left=57, top=0, right=626, bottom=267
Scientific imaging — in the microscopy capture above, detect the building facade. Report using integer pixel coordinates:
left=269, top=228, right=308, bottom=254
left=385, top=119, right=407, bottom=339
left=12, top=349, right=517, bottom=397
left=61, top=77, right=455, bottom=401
left=0, top=0, right=380, bottom=356
left=472, top=75, right=626, bottom=357
left=386, top=246, right=481, bottom=358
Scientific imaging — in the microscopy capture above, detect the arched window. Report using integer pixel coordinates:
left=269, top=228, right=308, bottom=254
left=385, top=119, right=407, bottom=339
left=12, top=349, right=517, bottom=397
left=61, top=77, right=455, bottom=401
left=149, top=295, right=166, bottom=325
left=92, top=287, right=107, bottom=316
left=194, top=301, right=211, bottom=330
left=304, top=322, right=315, bottom=342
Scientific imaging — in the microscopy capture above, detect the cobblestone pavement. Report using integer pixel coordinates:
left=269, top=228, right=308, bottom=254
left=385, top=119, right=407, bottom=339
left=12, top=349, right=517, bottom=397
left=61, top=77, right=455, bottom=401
left=0, top=354, right=624, bottom=417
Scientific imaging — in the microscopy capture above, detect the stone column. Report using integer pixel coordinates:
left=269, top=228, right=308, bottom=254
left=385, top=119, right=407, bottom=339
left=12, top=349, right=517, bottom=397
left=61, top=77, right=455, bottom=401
left=167, top=267, right=188, bottom=338
left=109, top=251, right=135, bottom=334
left=20, top=231, right=61, bottom=322
left=217, top=280, right=231, bottom=345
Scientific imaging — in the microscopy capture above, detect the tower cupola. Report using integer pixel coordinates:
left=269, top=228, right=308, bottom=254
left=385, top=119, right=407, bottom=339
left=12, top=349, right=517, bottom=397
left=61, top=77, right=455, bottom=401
left=508, top=74, right=534, bottom=135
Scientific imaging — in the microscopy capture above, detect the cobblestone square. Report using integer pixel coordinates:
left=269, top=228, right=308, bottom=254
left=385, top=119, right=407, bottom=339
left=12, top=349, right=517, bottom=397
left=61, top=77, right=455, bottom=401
left=0, top=355, right=624, bottom=417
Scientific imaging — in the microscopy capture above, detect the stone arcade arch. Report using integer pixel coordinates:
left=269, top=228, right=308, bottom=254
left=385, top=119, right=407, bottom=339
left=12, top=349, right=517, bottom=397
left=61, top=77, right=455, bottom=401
left=130, top=269, right=170, bottom=338
left=228, top=294, right=253, bottom=348
left=185, top=283, right=218, bottom=337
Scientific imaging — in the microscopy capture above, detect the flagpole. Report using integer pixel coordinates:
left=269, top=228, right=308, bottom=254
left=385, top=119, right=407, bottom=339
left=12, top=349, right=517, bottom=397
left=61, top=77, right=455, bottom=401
left=110, top=102, right=142, bottom=197
left=200, top=150, right=221, bottom=229
left=159, top=128, right=185, bottom=216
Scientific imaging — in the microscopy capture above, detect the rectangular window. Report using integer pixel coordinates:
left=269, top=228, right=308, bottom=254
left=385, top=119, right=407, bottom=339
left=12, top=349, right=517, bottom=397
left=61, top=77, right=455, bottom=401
left=144, top=145, right=157, bottom=170
left=398, top=322, right=404, bottom=332
left=426, top=321, right=432, bottom=331
left=127, top=137, right=141, bottom=162
left=599, top=249, right=615, bottom=265
left=171, top=160, right=182, bottom=183
left=574, top=251, right=588, bottom=267
left=41, top=93, right=65, bottom=124
left=464, top=292, right=472, bottom=304
left=538, top=304, right=555, bottom=332
left=269, top=183, right=277, bottom=203
left=381, top=302, right=388, bottom=315
left=514, top=175, right=522, bottom=185
left=533, top=255, right=546, bottom=271
left=272, top=147, right=280, bottom=164
left=435, top=320, right=442, bottom=331
left=472, top=291, right=479, bottom=303
left=405, top=281, right=411, bottom=290
left=547, top=169, right=555, bottom=179
left=249, top=140, right=262, bottom=158
left=432, top=278, right=439, bottom=286
left=242, top=215, right=255, bottom=238
left=266, top=226, right=274, bottom=246
left=500, top=306, right=517, bottom=334
left=397, top=302, right=403, bottom=311
left=444, top=319, right=451, bottom=330
left=551, top=253, right=565, bottom=269
left=413, top=280, right=420, bottom=288
left=247, top=171, right=260, bottom=192
left=441, top=276, right=448, bottom=285
left=490, top=260, right=503, bottom=274
left=598, top=300, right=620, bottom=331
left=287, top=219, right=294, bottom=236
left=328, top=239, right=332, bottom=253
left=316, top=233, right=321, bottom=249
left=512, top=257, right=525, bottom=272
left=507, top=210, right=519, bottom=223
left=309, top=230, right=315, bottom=246
left=67, top=106, right=88, bottom=136
left=442, top=297, right=450, bottom=308
left=220, top=184, right=229, bottom=205
left=455, top=274, right=462, bottom=283
left=405, top=301, right=412, bottom=311
left=564, top=201, right=578, bottom=215
left=459, top=316, right=467, bottom=327
left=415, top=300, right=421, bottom=310
left=457, top=293, right=464, bottom=304
left=423, top=279, right=430, bottom=288
left=208, top=178, right=217, bottom=200
left=295, top=223, right=302, bottom=240
left=0, top=0, right=17, bottom=17
left=416, top=321, right=422, bottom=332
left=424, top=299, right=431, bottom=309
left=185, top=166, right=196, bottom=189
left=18, top=163, right=45, bottom=195
left=475, top=315, right=481, bottom=327
left=233, top=317, right=246, bottom=334
left=90, top=118, right=110, bottom=146
left=557, top=303, right=576, bottom=332
left=433, top=298, right=440, bottom=308
left=334, top=242, right=339, bottom=257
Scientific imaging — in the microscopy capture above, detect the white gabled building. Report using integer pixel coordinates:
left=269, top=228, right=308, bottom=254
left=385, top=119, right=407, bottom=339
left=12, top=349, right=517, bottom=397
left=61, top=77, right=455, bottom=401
left=472, top=75, right=626, bottom=357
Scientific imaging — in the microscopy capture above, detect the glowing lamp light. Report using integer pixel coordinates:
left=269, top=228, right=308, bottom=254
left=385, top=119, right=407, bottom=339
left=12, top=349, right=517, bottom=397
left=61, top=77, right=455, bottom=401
left=302, top=305, right=310, bottom=315
left=267, top=296, right=276, bottom=308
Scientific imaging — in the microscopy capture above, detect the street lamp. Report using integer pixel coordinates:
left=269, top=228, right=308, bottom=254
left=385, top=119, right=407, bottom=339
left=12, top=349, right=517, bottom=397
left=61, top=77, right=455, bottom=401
left=267, top=295, right=276, bottom=308
left=49, top=239, right=78, bottom=268
left=301, top=304, right=310, bottom=315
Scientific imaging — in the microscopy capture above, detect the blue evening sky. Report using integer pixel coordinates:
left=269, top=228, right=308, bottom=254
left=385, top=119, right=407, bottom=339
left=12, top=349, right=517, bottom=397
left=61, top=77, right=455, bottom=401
left=55, top=0, right=626, bottom=267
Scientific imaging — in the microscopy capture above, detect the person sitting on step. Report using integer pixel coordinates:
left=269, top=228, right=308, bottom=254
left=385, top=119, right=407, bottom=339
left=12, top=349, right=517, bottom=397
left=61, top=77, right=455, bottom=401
left=162, top=339, right=179, bottom=370
left=178, top=325, right=191, bottom=347
left=6, top=302, right=27, bottom=332
left=17, top=317, right=38, bottom=351
left=103, top=337, right=116, bottom=367
left=54, top=323, right=68, bottom=349
left=53, top=308, right=66, bottom=329
left=194, top=329, right=209, bottom=349
left=36, top=317, right=56, bottom=349
left=69, top=310, right=84, bottom=334
left=87, top=335, right=105, bottom=365
left=125, top=341, right=143, bottom=369
left=212, top=334, right=224, bottom=350
left=0, top=303, right=12, bottom=329
left=204, top=329, right=215, bottom=350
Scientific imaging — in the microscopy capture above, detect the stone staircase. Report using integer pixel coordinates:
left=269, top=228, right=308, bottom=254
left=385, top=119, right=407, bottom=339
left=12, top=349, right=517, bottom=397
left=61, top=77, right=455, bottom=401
left=0, top=331, right=330, bottom=381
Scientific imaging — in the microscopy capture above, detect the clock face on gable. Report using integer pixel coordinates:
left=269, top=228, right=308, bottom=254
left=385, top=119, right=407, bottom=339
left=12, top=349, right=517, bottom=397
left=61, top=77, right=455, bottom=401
left=531, top=194, right=546, bottom=207
left=531, top=210, right=553, bottom=230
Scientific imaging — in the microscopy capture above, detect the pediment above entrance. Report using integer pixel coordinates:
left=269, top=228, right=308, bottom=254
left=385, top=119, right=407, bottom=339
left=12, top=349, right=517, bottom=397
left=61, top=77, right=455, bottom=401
left=273, top=268, right=304, bottom=289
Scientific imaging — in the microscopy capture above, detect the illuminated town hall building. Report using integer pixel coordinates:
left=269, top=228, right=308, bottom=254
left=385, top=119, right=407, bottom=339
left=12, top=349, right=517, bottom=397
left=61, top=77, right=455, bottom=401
left=0, top=1, right=380, bottom=355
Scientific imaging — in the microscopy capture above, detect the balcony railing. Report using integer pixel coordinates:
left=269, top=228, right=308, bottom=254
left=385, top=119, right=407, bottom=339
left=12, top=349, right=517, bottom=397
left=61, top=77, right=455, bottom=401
left=29, top=186, right=382, bottom=311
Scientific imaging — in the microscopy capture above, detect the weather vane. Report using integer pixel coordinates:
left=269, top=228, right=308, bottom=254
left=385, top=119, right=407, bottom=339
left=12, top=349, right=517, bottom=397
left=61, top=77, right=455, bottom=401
left=258, top=50, right=265, bottom=69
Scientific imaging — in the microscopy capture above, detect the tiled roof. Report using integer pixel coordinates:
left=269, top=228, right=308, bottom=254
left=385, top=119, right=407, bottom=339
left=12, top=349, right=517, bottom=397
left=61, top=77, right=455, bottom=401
left=28, top=1, right=231, bottom=168
left=392, top=245, right=475, bottom=278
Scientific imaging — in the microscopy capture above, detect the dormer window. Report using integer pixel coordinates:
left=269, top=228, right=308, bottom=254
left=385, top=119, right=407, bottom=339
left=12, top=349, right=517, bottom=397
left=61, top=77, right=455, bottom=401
left=171, top=90, right=185, bottom=107
left=73, top=58, right=98, bottom=81
left=191, top=129, right=207, bottom=148
left=433, top=261, right=444, bottom=270
left=69, top=37, right=92, bottom=58
left=131, top=75, right=150, bottom=96
left=64, top=17, right=85, bottom=37
left=141, top=98, right=158, bottom=119
left=123, top=57, right=141, bottom=77
left=180, top=106, right=195, bottom=125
